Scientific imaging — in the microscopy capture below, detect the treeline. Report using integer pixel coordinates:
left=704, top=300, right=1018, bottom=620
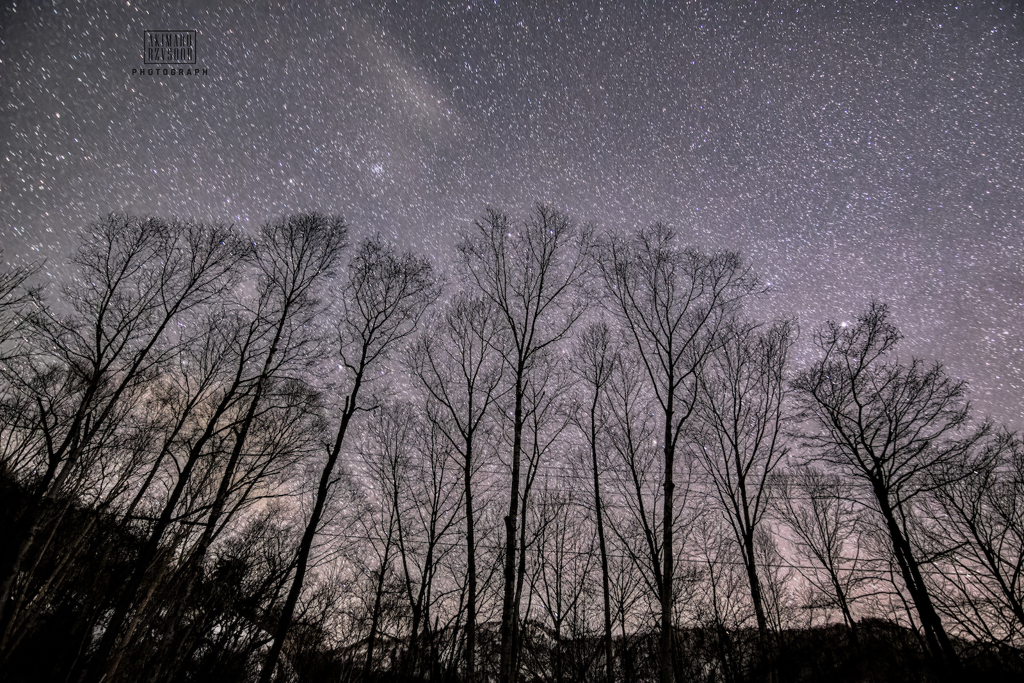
left=0, top=209, right=1022, bottom=683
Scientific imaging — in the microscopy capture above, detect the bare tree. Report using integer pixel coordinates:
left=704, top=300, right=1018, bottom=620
left=360, top=401, right=414, bottom=679
left=180, top=211, right=350, bottom=580
left=93, top=310, right=287, bottom=681
left=85, top=213, right=342, bottom=683
left=776, top=466, right=869, bottom=644
left=604, top=347, right=662, bottom=606
left=402, top=407, right=463, bottom=678
left=407, top=291, right=505, bottom=681
left=606, top=516, right=647, bottom=683
left=791, top=301, right=988, bottom=679
left=457, top=204, right=590, bottom=683
left=259, top=234, right=437, bottom=683
left=690, top=512, right=751, bottom=683
left=367, top=399, right=463, bottom=678
left=147, top=503, right=302, bottom=683
left=510, top=350, right=573, bottom=682
left=524, top=484, right=595, bottom=683
left=596, top=223, right=760, bottom=683
left=0, top=216, right=248, bottom=681
left=0, top=309, right=248, bottom=670
left=777, top=469, right=863, bottom=634
left=927, top=431, right=1024, bottom=644
left=147, top=376, right=324, bottom=679
left=569, top=321, right=617, bottom=682
left=693, top=319, right=793, bottom=657
left=603, top=345, right=708, bottom=682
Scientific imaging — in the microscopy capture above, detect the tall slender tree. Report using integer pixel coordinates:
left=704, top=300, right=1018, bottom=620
left=694, top=319, right=793, bottom=657
left=457, top=205, right=590, bottom=683
left=408, top=291, right=505, bottom=682
left=569, top=321, right=617, bottom=682
left=259, top=234, right=437, bottom=683
left=397, top=405, right=463, bottom=678
left=596, top=223, right=760, bottom=683
left=510, top=350, right=573, bottom=681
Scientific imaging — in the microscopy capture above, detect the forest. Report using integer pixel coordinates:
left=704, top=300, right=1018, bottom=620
left=0, top=209, right=1022, bottom=683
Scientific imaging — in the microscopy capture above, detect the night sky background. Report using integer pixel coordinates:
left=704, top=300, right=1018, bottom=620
left=1, top=0, right=1021, bottom=428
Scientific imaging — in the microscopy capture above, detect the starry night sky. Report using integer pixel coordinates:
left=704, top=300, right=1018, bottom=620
left=1, top=1, right=1022, bottom=427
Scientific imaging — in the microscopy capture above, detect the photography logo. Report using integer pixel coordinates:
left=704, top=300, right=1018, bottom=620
left=134, top=30, right=206, bottom=77
left=144, top=30, right=196, bottom=64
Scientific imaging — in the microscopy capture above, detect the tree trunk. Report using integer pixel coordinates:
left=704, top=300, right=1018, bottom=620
left=365, top=560, right=390, bottom=681
left=660, top=406, right=675, bottom=683
left=498, top=377, right=524, bottom=683
left=590, top=396, right=615, bottom=683
left=510, top=464, right=532, bottom=683
left=874, top=482, right=961, bottom=679
left=830, top=572, right=859, bottom=646
left=464, top=438, right=478, bottom=683
left=259, top=369, right=364, bottom=683
left=742, top=532, right=770, bottom=650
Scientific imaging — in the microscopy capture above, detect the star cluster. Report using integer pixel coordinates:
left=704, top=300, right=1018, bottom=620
left=1, top=0, right=1021, bottom=426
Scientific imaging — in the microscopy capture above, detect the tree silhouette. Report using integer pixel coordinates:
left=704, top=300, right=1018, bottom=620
left=259, top=233, right=437, bottom=683
left=792, top=301, right=989, bottom=681
left=457, top=205, right=590, bottom=683
left=596, top=223, right=761, bottom=683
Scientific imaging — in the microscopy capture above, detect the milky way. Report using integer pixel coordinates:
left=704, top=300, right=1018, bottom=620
left=1, top=1, right=1021, bottom=426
